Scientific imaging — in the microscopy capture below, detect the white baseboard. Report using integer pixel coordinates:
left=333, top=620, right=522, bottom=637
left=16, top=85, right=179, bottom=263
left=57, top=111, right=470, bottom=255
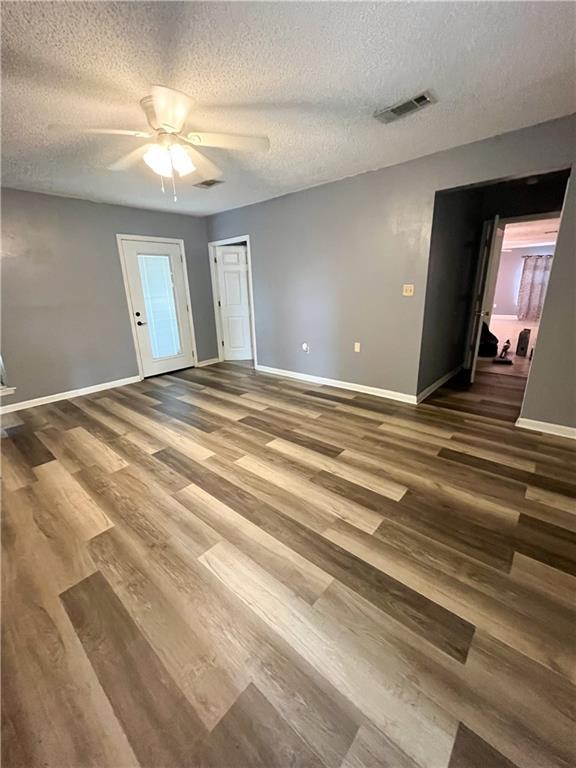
left=196, top=357, right=220, bottom=368
left=416, top=365, right=462, bottom=403
left=0, top=375, right=142, bottom=415
left=255, top=364, right=418, bottom=404
left=515, top=417, right=576, bottom=440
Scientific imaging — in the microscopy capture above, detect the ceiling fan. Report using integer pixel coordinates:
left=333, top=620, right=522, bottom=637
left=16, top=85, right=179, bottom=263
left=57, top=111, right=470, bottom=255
left=79, top=85, right=270, bottom=197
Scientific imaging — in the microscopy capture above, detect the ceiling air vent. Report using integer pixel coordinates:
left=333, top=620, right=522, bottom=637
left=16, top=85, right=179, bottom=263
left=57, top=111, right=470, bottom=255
left=374, top=91, right=436, bottom=124
left=193, top=179, right=224, bottom=189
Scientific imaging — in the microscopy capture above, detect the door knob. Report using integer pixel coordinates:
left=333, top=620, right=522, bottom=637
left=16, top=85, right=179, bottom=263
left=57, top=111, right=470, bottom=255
left=137, top=320, right=147, bottom=326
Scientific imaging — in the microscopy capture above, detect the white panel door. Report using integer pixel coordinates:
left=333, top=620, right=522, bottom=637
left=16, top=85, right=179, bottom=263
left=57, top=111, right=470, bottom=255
left=215, top=245, right=253, bottom=360
left=466, top=217, right=504, bottom=383
left=119, top=237, right=196, bottom=377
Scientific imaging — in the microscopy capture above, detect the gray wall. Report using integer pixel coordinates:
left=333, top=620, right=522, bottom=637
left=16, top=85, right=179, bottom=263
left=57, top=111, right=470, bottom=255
left=1, top=189, right=217, bottom=406
left=2, top=116, right=574, bottom=427
left=209, top=114, right=575, bottom=400
left=416, top=187, right=482, bottom=393
left=493, top=246, right=555, bottom=316
left=522, top=175, right=576, bottom=428
left=493, top=251, right=523, bottom=316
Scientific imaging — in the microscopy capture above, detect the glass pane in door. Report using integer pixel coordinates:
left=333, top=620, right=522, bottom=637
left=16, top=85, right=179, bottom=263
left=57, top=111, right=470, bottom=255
left=137, top=254, right=182, bottom=359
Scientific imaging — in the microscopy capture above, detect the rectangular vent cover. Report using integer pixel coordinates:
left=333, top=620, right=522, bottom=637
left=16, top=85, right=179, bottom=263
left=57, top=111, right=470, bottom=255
left=374, top=91, right=435, bottom=124
left=194, top=179, right=224, bottom=189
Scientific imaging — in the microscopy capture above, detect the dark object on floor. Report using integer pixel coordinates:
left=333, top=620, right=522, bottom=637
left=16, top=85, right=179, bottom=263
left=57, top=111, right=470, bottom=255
left=478, top=322, right=498, bottom=357
left=516, top=328, right=531, bottom=357
left=493, top=339, right=513, bottom=365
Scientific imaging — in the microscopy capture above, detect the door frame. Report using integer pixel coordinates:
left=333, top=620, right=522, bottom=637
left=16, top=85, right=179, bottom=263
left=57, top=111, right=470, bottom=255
left=116, top=234, right=199, bottom=378
left=208, top=235, right=257, bottom=365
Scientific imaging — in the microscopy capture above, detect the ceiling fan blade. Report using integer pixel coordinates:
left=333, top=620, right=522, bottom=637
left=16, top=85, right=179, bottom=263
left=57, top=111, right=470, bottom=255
left=107, top=144, right=151, bottom=171
left=178, top=139, right=223, bottom=180
left=82, top=128, right=152, bottom=138
left=185, top=132, right=270, bottom=152
left=150, top=85, right=193, bottom=133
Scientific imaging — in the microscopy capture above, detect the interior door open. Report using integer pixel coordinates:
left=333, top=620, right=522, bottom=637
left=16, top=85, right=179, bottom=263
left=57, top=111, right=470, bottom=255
left=465, top=216, right=505, bottom=382
left=214, top=244, right=253, bottom=360
left=118, top=237, right=196, bottom=377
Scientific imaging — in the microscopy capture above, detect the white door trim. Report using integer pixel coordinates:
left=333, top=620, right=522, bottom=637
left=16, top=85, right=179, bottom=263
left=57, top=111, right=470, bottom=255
left=208, top=235, right=257, bottom=366
left=116, top=234, right=199, bottom=378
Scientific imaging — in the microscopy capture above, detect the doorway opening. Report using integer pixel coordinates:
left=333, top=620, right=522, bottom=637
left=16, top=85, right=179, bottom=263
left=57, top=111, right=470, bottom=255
left=417, top=168, right=570, bottom=422
left=474, top=215, right=560, bottom=381
left=208, top=236, right=256, bottom=363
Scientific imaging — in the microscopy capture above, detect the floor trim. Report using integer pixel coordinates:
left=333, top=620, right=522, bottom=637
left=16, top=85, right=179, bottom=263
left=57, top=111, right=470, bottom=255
left=255, top=364, right=418, bottom=404
left=196, top=358, right=220, bottom=368
left=0, top=375, right=142, bottom=414
left=416, top=366, right=462, bottom=404
left=516, top=417, right=576, bottom=440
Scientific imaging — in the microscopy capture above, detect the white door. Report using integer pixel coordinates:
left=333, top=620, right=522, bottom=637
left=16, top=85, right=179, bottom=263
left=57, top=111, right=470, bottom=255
left=215, top=245, right=253, bottom=360
left=466, top=217, right=505, bottom=382
left=118, top=237, right=196, bottom=377
left=482, top=223, right=506, bottom=327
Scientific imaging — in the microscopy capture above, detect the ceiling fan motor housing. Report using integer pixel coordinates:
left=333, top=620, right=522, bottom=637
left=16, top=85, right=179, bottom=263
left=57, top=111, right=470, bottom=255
left=139, top=95, right=159, bottom=131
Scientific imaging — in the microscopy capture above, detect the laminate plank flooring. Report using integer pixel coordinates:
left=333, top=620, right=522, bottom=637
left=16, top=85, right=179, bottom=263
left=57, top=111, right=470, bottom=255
left=425, top=370, right=527, bottom=424
left=61, top=571, right=206, bottom=768
left=2, top=361, right=575, bottom=768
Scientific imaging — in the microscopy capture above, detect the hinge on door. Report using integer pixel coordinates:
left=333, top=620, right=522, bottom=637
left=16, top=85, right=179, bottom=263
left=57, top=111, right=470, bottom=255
left=218, top=299, right=221, bottom=307
left=214, top=257, right=217, bottom=264
left=221, top=340, right=224, bottom=347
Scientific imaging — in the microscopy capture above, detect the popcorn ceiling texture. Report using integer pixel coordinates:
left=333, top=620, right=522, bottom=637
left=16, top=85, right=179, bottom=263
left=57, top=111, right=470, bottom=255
left=2, top=1, right=575, bottom=215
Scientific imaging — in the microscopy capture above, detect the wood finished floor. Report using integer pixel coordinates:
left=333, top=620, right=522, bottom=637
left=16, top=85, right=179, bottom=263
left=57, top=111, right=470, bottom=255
left=425, top=369, right=527, bottom=424
left=2, top=362, right=575, bottom=768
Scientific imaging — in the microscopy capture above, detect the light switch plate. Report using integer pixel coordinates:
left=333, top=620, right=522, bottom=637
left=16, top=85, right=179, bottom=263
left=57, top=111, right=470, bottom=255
left=354, top=342, right=361, bottom=352
left=403, top=283, right=415, bottom=297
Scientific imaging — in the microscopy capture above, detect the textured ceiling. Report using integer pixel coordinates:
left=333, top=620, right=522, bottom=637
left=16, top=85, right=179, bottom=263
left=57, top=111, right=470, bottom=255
left=2, top=2, right=575, bottom=216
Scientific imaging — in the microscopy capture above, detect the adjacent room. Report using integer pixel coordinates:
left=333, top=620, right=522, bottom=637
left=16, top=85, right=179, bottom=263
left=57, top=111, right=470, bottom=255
left=1, top=3, right=575, bottom=768
left=481, top=216, right=560, bottom=376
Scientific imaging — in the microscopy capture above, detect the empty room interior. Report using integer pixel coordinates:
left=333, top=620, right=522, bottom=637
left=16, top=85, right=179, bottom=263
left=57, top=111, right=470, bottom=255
left=1, top=3, right=575, bottom=768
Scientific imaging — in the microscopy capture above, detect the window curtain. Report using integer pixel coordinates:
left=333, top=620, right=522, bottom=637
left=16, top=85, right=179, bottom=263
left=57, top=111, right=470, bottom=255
left=517, top=254, right=553, bottom=321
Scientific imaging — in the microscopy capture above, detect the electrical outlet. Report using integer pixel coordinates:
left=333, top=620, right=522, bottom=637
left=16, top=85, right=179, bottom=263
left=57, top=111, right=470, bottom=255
left=354, top=342, right=361, bottom=353
left=402, top=283, right=415, bottom=297
left=301, top=342, right=310, bottom=354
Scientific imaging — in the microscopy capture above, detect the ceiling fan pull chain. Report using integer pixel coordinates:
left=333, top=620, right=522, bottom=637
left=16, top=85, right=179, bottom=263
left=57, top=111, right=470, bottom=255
left=168, top=151, right=177, bottom=201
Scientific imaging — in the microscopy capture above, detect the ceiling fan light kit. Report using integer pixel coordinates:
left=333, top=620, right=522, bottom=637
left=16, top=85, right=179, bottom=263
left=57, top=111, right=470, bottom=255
left=77, top=85, right=270, bottom=202
left=143, top=139, right=196, bottom=179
